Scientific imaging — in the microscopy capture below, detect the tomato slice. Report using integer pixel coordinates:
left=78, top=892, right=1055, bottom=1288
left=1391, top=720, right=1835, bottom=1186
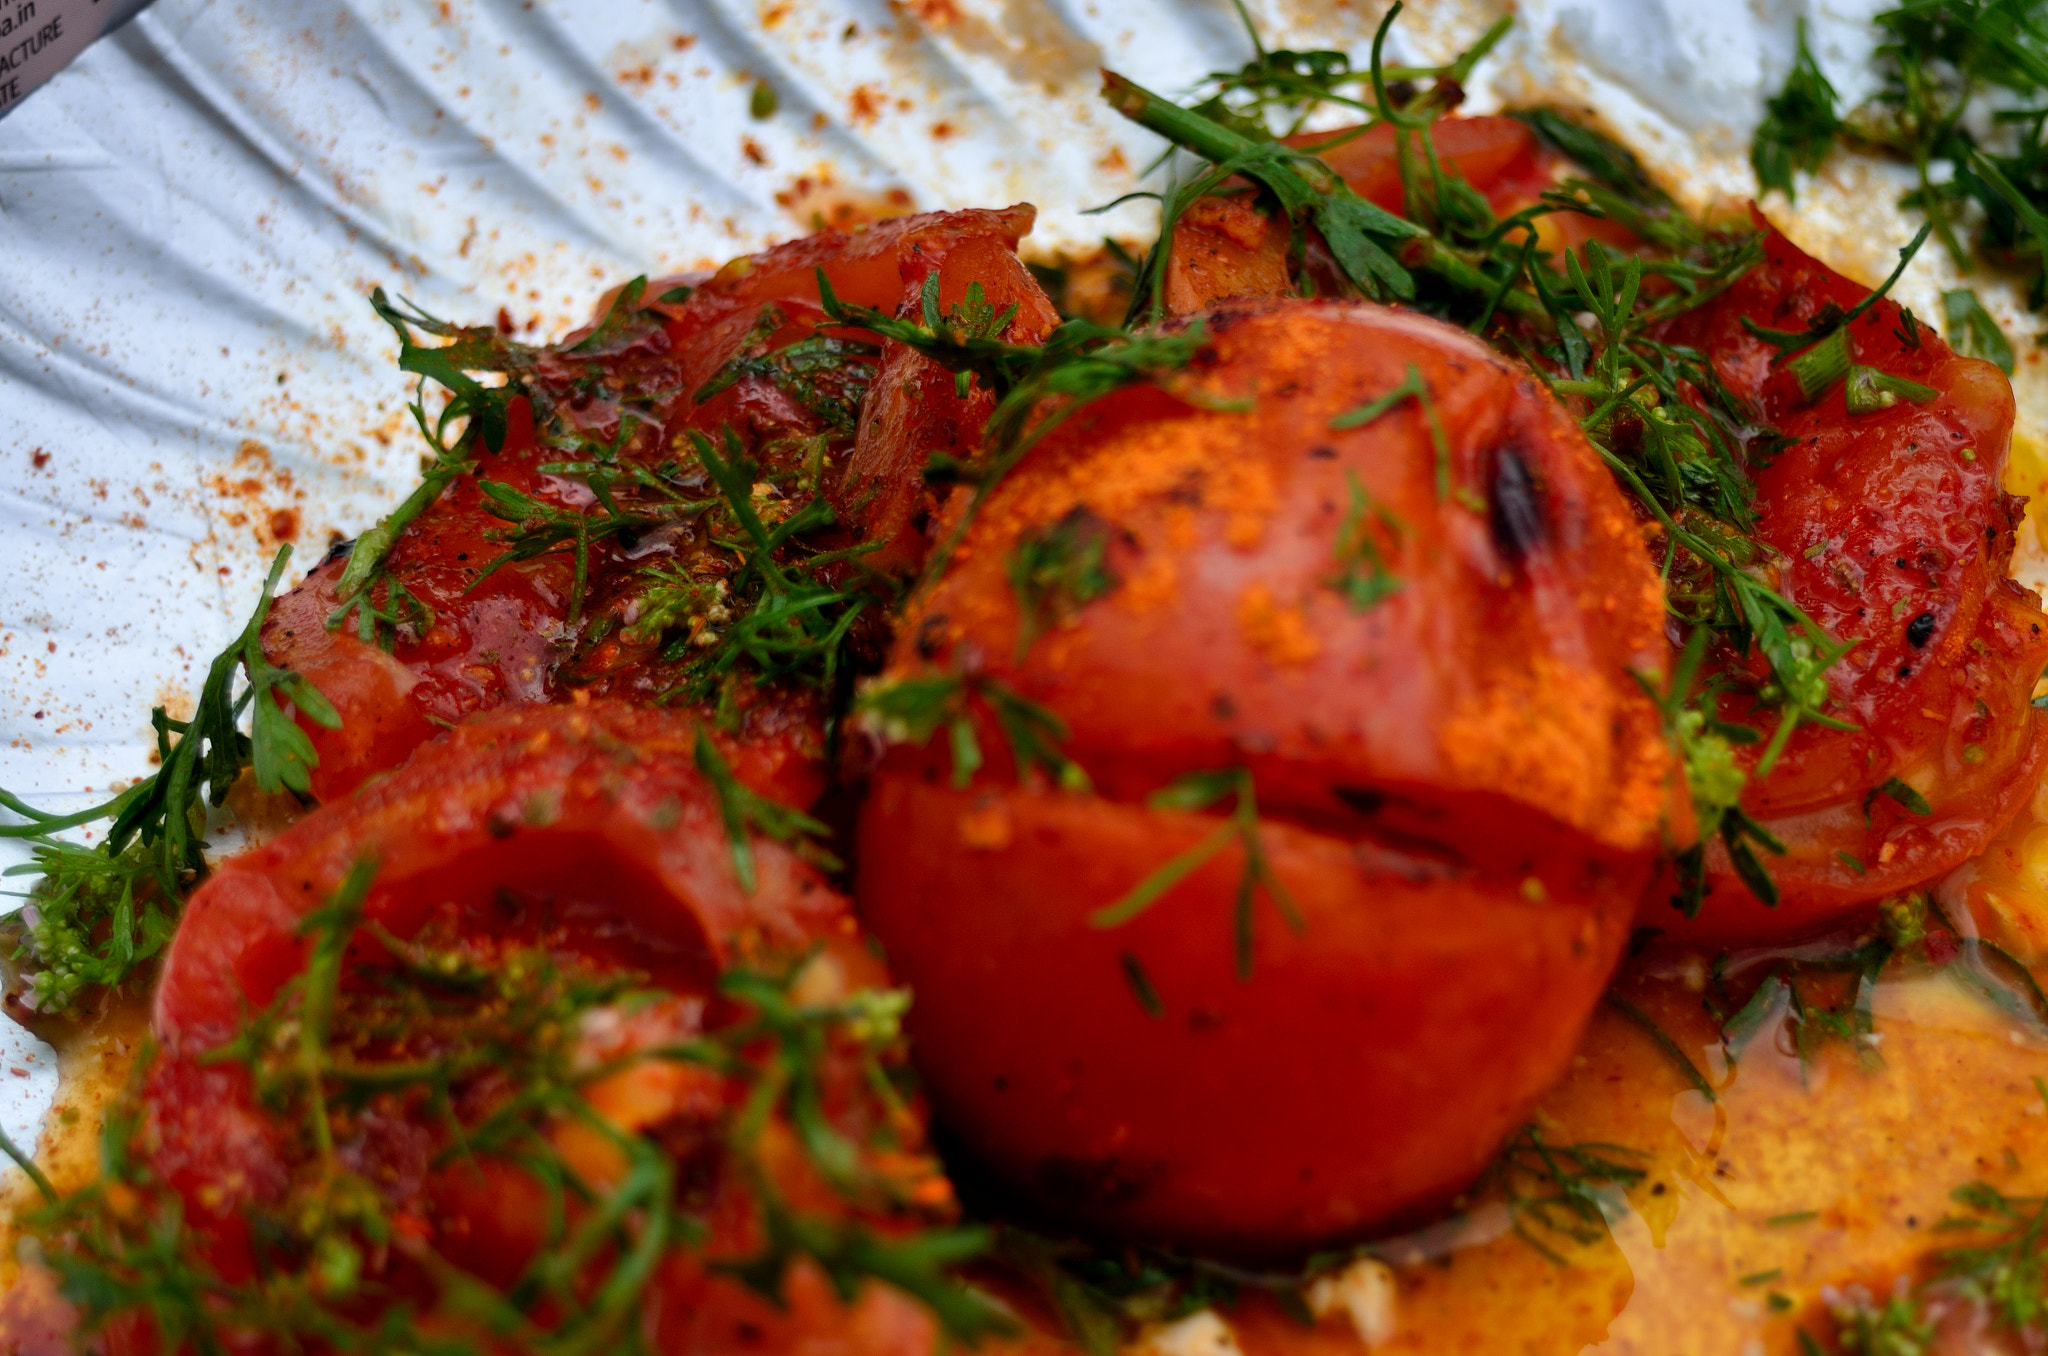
left=264, top=209, right=1059, bottom=804
left=1646, top=219, right=2048, bottom=940
left=125, top=702, right=952, bottom=1354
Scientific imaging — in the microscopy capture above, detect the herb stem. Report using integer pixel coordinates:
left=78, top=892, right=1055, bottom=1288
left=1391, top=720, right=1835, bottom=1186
left=0, top=1120, right=57, bottom=1204
left=1604, top=992, right=1717, bottom=1102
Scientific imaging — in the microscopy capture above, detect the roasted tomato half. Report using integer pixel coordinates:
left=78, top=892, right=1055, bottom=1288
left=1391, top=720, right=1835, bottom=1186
left=1163, top=115, right=1627, bottom=315
left=263, top=207, right=1058, bottom=805
left=114, top=703, right=971, bottom=1356
left=854, top=298, right=1679, bottom=1258
left=1645, top=220, right=2048, bottom=943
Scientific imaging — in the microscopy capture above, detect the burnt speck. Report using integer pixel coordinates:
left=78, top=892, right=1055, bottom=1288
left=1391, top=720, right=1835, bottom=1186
left=1898, top=665, right=1914, bottom=679
left=914, top=614, right=950, bottom=660
left=1211, top=693, right=1237, bottom=720
left=1308, top=444, right=1337, bottom=460
left=1906, top=611, right=1936, bottom=647
left=1334, top=785, right=1385, bottom=814
left=321, top=537, right=356, bottom=566
left=1488, top=446, right=1544, bottom=562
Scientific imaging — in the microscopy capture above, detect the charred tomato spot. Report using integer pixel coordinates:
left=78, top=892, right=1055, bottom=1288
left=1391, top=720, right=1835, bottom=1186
left=1334, top=785, right=1385, bottom=815
left=1907, top=611, right=1937, bottom=648
left=1488, top=446, right=1544, bottom=563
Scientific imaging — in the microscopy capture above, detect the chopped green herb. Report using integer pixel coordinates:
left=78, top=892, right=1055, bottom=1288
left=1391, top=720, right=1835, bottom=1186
left=1604, top=992, right=1717, bottom=1102
left=0, top=547, right=340, bottom=1011
left=1325, top=469, right=1405, bottom=610
left=855, top=672, right=1091, bottom=793
left=1788, top=327, right=1854, bottom=403
left=1867, top=776, right=1934, bottom=820
left=658, top=425, right=877, bottom=708
left=1944, top=287, right=2018, bottom=373
left=1845, top=364, right=1941, bottom=413
left=693, top=727, right=840, bottom=893
left=1009, top=506, right=1119, bottom=658
left=1752, top=20, right=1842, bottom=199
left=694, top=304, right=880, bottom=433
left=1478, top=1125, right=1649, bottom=1266
left=1092, top=768, right=1304, bottom=980
left=1331, top=363, right=1455, bottom=500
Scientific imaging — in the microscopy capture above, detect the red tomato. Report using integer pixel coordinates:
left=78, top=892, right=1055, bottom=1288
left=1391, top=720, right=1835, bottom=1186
left=128, top=703, right=947, bottom=1356
left=1162, top=117, right=1565, bottom=315
left=855, top=299, right=1678, bottom=1255
left=1646, top=218, right=2048, bottom=942
left=1289, top=116, right=1554, bottom=217
left=264, top=209, right=1059, bottom=804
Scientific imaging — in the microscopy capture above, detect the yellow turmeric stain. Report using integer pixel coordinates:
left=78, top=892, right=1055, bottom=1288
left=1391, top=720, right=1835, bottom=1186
left=1236, top=584, right=1320, bottom=667
left=1438, top=655, right=1621, bottom=845
left=1118, top=549, right=1179, bottom=615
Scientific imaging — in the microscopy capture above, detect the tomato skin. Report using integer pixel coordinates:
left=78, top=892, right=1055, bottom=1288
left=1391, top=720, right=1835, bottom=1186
left=855, top=299, right=1677, bottom=1253
left=1644, top=220, right=2048, bottom=941
left=1291, top=116, right=1552, bottom=217
left=858, top=776, right=1641, bottom=1256
left=1164, top=117, right=1576, bottom=314
left=886, top=300, right=1677, bottom=848
left=662, top=205, right=1047, bottom=334
left=265, top=208, right=1059, bottom=804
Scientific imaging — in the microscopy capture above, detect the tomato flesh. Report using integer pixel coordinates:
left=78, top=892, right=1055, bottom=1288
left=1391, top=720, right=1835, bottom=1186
left=265, top=209, right=1058, bottom=805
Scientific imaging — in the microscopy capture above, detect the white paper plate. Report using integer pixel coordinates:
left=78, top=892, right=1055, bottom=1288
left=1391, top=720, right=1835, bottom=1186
left=0, top=0, right=1915, bottom=1161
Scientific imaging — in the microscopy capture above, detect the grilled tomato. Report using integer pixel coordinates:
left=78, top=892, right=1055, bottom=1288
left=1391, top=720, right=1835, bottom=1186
left=854, top=298, right=1679, bottom=1257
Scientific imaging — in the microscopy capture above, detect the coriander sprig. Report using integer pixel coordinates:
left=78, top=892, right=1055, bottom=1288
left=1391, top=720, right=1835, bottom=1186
left=1, top=547, right=339, bottom=1012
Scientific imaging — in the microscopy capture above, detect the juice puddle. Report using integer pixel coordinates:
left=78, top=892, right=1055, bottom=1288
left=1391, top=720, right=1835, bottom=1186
left=1198, top=789, right=2048, bottom=1356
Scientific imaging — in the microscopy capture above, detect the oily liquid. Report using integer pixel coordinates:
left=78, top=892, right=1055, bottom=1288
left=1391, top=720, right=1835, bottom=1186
left=1195, top=782, right=2048, bottom=1356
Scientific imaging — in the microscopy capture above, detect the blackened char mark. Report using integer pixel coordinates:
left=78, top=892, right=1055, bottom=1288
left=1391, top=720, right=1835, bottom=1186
left=1489, top=446, right=1545, bottom=564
